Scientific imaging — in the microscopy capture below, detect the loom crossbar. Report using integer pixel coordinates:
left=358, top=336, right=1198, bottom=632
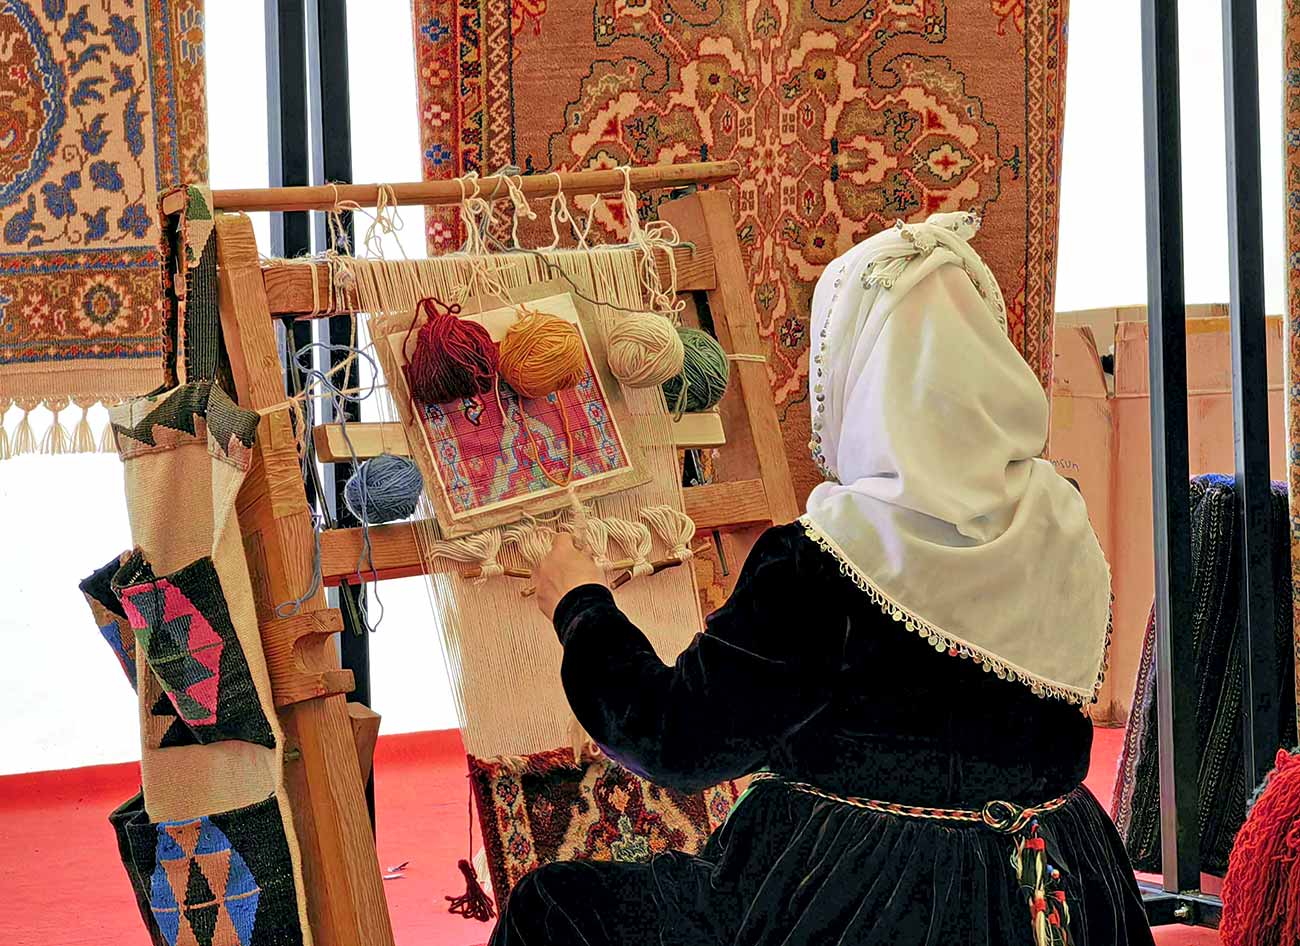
left=165, top=160, right=739, bottom=215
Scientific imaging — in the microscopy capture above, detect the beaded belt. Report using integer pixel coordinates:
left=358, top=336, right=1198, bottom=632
left=749, top=773, right=1074, bottom=946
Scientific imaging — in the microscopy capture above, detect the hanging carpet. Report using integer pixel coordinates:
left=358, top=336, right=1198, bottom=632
left=1111, top=475, right=1297, bottom=877
left=1285, top=0, right=1300, bottom=739
left=409, top=0, right=1070, bottom=502
left=0, top=0, right=208, bottom=435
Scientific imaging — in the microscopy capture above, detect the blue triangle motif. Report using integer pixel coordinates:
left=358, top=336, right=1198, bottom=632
left=224, top=886, right=261, bottom=946
left=155, top=824, right=186, bottom=861
left=149, top=862, right=181, bottom=946
left=194, top=818, right=232, bottom=856
left=224, top=850, right=258, bottom=897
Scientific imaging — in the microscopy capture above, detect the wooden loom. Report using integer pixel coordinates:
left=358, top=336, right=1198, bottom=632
left=205, top=160, right=798, bottom=945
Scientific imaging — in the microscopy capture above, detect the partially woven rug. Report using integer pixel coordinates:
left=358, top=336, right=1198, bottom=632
left=469, top=749, right=738, bottom=903
left=410, top=0, right=1069, bottom=501
left=0, top=1, right=208, bottom=444
left=1111, top=475, right=1298, bottom=876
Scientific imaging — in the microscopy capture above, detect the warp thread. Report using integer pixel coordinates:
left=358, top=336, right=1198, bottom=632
left=405, top=296, right=499, bottom=405
left=606, top=313, right=685, bottom=388
left=498, top=307, right=586, bottom=398
left=604, top=516, right=654, bottom=578
left=639, top=506, right=695, bottom=562
left=276, top=340, right=386, bottom=632
left=425, top=527, right=509, bottom=582
left=344, top=454, right=424, bottom=524
left=424, top=503, right=695, bottom=588
left=0, top=400, right=10, bottom=460
left=1221, top=747, right=1300, bottom=946
left=663, top=327, right=730, bottom=414
left=507, top=520, right=557, bottom=570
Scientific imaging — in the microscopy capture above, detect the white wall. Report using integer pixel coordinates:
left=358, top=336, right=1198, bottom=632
left=1056, top=0, right=1285, bottom=315
left=0, top=0, right=1289, bottom=774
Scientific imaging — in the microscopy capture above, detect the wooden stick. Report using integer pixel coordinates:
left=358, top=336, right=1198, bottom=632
left=162, top=161, right=739, bottom=215
left=522, top=543, right=708, bottom=597
left=463, top=566, right=532, bottom=581
left=610, top=558, right=682, bottom=590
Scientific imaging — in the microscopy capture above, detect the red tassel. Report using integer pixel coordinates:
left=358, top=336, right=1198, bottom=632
left=446, top=858, right=496, bottom=922
left=1222, top=749, right=1300, bottom=946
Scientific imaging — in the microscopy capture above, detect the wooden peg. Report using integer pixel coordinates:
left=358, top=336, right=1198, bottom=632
left=259, top=609, right=355, bottom=707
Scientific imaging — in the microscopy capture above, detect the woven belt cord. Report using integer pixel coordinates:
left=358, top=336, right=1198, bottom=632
left=749, top=773, right=1074, bottom=946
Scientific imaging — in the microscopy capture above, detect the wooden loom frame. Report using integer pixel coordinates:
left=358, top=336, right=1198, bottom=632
left=205, top=159, right=798, bottom=945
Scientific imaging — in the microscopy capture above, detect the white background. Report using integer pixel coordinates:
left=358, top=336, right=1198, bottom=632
left=0, top=0, right=1287, bottom=774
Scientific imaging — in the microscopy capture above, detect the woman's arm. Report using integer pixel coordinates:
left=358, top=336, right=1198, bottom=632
left=554, top=526, right=841, bottom=793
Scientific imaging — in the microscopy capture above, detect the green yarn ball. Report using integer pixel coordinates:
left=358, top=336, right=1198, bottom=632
left=662, top=327, right=730, bottom=413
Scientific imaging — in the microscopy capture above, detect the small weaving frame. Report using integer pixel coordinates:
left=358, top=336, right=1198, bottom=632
left=374, top=278, right=651, bottom=537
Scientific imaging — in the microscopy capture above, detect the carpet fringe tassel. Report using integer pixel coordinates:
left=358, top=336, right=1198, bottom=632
left=0, top=397, right=122, bottom=460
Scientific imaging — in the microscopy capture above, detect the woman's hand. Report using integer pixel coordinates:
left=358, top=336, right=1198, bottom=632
left=535, top=533, right=605, bottom=621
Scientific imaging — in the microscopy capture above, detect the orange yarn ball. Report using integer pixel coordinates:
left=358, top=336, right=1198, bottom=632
left=498, top=309, right=587, bottom=398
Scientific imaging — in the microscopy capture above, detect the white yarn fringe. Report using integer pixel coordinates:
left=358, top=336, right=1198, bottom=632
left=0, top=397, right=121, bottom=460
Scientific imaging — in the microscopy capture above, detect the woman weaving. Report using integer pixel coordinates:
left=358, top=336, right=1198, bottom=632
left=495, top=213, right=1154, bottom=946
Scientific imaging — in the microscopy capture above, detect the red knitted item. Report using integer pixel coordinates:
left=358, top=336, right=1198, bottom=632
left=1221, top=748, right=1300, bottom=946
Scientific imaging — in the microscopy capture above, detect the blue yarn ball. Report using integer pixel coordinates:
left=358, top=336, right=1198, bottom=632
left=344, top=454, right=424, bottom=524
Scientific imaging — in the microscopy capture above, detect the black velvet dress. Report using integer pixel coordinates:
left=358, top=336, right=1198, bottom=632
left=490, top=524, right=1155, bottom=946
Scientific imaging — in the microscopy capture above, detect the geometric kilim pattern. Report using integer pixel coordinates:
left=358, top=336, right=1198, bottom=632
left=80, top=552, right=139, bottom=690
left=151, top=690, right=200, bottom=749
left=132, top=582, right=224, bottom=726
left=468, top=748, right=739, bottom=904
left=114, top=554, right=274, bottom=749
left=417, top=363, right=629, bottom=515
left=150, top=817, right=261, bottom=946
left=121, top=795, right=304, bottom=946
left=111, top=793, right=169, bottom=946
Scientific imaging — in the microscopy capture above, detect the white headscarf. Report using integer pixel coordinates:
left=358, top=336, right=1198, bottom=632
left=802, top=212, right=1110, bottom=704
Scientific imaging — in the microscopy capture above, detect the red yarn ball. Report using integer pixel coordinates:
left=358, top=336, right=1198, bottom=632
left=1221, top=748, right=1300, bottom=946
left=404, top=296, right=499, bottom=405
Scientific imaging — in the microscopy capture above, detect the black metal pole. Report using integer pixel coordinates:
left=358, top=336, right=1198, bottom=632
left=1221, top=0, right=1279, bottom=792
left=1139, top=0, right=1200, bottom=895
left=265, top=0, right=311, bottom=259
left=305, top=0, right=375, bottom=831
left=265, top=0, right=315, bottom=508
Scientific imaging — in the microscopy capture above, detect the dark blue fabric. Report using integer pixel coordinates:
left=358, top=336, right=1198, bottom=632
left=492, top=524, right=1154, bottom=945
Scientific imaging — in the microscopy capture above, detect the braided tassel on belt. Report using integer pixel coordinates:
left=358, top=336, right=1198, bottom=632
left=1012, top=817, right=1070, bottom=946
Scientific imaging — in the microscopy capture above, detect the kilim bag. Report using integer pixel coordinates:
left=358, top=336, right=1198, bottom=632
left=106, top=382, right=311, bottom=945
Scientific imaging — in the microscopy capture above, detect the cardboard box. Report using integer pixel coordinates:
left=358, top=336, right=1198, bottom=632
left=1047, top=306, right=1286, bottom=725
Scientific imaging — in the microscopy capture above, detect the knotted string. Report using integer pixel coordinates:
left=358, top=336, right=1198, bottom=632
left=275, top=339, right=387, bottom=632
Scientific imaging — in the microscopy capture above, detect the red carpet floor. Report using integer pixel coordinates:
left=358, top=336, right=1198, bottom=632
left=0, top=727, right=1218, bottom=945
